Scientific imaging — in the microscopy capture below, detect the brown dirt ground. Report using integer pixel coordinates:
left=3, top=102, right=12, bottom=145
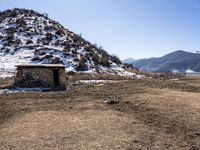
left=0, top=77, right=200, bottom=150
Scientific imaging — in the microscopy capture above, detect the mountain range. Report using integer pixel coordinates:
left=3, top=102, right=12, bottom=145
left=124, top=50, right=200, bottom=72
left=0, top=8, right=135, bottom=78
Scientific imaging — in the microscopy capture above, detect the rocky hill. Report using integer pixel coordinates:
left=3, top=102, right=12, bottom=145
left=131, top=50, right=200, bottom=72
left=0, top=8, right=135, bottom=78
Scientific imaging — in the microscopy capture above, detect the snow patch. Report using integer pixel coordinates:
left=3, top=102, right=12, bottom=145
left=0, top=87, right=51, bottom=94
left=168, top=78, right=179, bottom=81
left=135, top=74, right=146, bottom=79
left=186, top=69, right=195, bottom=73
left=76, top=80, right=108, bottom=84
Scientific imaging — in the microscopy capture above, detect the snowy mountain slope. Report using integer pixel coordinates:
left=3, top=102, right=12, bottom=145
left=0, top=8, right=136, bottom=78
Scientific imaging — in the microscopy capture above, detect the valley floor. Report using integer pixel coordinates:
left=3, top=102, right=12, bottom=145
left=0, top=77, right=200, bottom=150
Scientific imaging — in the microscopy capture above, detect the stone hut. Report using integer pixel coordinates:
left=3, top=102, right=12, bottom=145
left=14, top=64, right=66, bottom=90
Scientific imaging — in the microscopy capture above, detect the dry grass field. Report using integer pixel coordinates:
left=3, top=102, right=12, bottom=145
left=0, top=77, right=200, bottom=150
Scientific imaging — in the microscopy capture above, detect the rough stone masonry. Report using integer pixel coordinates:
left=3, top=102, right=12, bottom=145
left=14, top=64, right=66, bottom=90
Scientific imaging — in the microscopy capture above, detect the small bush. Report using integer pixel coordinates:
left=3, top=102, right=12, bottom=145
left=73, top=35, right=82, bottom=43
left=45, top=32, right=53, bottom=41
left=110, top=55, right=121, bottom=64
left=14, top=39, right=21, bottom=45
left=84, top=53, right=91, bottom=61
left=5, top=27, right=16, bottom=34
left=67, top=71, right=76, bottom=76
left=71, top=49, right=78, bottom=55
left=16, top=18, right=26, bottom=26
left=31, top=57, right=40, bottom=61
left=26, top=40, right=33, bottom=45
left=75, top=61, right=88, bottom=71
left=63, top=43, right=70, bottom=51
left=98, top=47, right=109, bottom=56
left=92, top=54, right=100, bottom=65
left=51, top=57, right=63, bottom=64
left=124, top=63, right=132, bottom=68
left=73, top=57, right=79, bottom=62
left=43, top=54, right=53, bottom=59
left=6, top=35, right=14, bottom=46
left=80, top=55, right=87, bottom=62
left=56, top=29, right=64, bottom=36
left=100, top=57, right=111, bottom=67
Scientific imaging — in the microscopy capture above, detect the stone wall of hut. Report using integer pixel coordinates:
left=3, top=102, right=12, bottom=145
left=14, top=67, right=66, bottom=90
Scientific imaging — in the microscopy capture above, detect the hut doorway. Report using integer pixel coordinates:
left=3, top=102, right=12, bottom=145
left=53, top=69, right=60, bottom=86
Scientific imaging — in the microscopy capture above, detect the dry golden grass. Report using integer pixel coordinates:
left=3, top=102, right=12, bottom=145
left=67, top=73, right=132, bottom=83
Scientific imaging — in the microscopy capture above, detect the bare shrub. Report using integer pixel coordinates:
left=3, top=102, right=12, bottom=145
left=75, top=61, right=88, bottom=71
left=92, top=54, right=100, bottom=65
left=110, top=55, right=121, bottom=64
left=56, top=29, right=64, bottom=36
left=26, top=40, right=33, bottom=45
left=100, top=57, right=110, bottom=67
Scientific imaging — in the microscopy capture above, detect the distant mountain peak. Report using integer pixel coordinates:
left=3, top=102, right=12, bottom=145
left=122, top=57, right=135, bottom=64
left=175, top=50, right=186, bottom=52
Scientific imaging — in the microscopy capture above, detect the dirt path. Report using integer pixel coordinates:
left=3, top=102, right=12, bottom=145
left=0, top=79, right=200, bottom=149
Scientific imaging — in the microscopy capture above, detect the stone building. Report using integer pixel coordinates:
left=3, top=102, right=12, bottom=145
left=14, top=64, right=66, bottom=90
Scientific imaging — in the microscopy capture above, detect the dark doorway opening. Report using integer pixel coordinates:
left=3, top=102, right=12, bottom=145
left=53, top=70, right=60, bottom=86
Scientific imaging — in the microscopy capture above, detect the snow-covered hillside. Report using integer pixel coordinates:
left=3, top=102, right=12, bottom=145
left=0, top=8, right=137, bottom=78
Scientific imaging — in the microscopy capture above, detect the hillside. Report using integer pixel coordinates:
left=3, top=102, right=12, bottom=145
left=0, top=8, right=134, bottom=78
left=131, top=50, right=200, bottom=72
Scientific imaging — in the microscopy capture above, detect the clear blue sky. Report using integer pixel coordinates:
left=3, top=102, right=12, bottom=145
left=1, top=0, right=200, bottom=59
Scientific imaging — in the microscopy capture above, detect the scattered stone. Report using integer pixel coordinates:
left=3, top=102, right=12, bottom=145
left=117, top=108, right=121, bottom=111
left=194, top=132, right=200, bottom=137
left=125, top=100, right=130, bottom=104
left=103, top=98, right=119, bottom=104
left=190, top=146, right=200, bottom=150
left=134, top=140, right=138, bottom=143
